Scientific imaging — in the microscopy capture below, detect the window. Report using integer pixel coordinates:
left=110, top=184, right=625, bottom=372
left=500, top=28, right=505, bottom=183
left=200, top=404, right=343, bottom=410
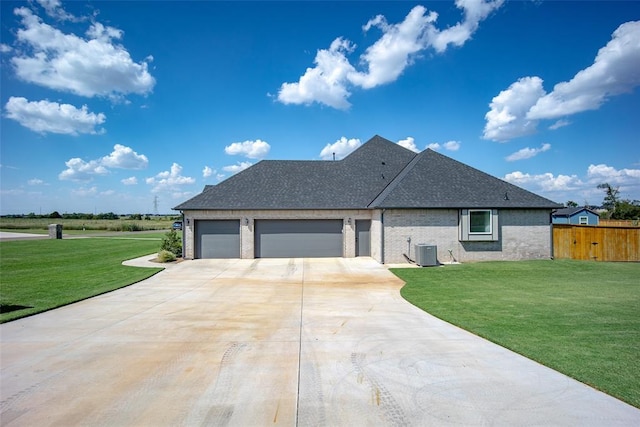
left=470, top=210, right=492, bottom=234
left=579, top=216, right=588, bottom=225
left=459, top=209, right=499, bottom=241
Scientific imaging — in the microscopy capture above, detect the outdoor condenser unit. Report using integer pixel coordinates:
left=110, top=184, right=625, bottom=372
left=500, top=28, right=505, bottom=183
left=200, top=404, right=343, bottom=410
left=415, top=244, right=437, bottom=267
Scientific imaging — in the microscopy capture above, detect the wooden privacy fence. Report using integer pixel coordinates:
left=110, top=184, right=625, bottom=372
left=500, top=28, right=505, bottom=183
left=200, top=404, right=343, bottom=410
left=553, top=224, right=640, bottom=261
left=599, top=219, right=640, bottom=227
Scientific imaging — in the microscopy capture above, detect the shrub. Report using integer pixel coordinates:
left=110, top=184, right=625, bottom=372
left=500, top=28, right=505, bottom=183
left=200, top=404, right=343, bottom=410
left=157, top=250, right=176, bottom=263
left=122, top=223, right=143, bottom=232
left=160, top=229, right=182, bottom=257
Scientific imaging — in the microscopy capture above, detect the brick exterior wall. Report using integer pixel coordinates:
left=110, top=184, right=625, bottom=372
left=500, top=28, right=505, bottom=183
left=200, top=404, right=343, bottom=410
left=382, top=209, right=553, bottom=263
left=182, top=209, right=372, bottom=259
left=182, top=208, right=552, bottom=263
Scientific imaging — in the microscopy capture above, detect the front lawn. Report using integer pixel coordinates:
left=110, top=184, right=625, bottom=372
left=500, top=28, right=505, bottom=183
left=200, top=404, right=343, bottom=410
left=392, top=260, right=640, bottom=408
left=0, top=238, right=163, bottom=323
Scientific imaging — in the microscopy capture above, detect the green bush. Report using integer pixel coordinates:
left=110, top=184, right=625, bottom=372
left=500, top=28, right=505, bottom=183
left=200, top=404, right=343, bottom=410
left=160, top=229, right=182, bottom=257
left=157, top=250, right=176, bottom=263
left=121, top=223, right=143, bottom=232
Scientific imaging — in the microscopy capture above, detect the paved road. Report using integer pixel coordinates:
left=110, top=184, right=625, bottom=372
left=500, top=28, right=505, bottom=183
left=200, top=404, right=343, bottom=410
left=1, top=257, right=638, bottom=426
left=0, top=231, right=48, bottom=241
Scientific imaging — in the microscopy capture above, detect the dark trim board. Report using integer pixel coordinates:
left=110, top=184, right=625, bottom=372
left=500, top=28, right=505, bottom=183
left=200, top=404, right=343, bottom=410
left=255, top=219, right=343, bottom=258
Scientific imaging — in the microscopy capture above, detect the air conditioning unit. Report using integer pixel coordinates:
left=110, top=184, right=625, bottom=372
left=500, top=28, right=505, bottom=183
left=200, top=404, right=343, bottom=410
left=415, top=244, right=437, bottom=267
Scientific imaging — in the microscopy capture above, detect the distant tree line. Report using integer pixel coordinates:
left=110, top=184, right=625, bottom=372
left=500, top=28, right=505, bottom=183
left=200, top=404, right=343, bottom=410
left=2, top=212, right=173, bottom=220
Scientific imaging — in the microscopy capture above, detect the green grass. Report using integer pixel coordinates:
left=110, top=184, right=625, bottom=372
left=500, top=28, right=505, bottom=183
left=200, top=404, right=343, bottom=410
left=392, top=260, right=640, bottom=408
left=0, top=238, right=163, bottom=323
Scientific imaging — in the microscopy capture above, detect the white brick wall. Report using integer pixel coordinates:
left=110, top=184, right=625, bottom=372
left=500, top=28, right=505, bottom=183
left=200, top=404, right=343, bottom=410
left=182, top=208, right=552, bottom=263
left=382, top=209, right=553, bottom=264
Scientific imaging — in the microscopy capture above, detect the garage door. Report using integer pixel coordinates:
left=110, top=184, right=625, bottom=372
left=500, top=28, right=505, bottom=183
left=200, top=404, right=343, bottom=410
left=255, top=220, right=343, bottom=258
left=195, top=220, right=240, bottom=259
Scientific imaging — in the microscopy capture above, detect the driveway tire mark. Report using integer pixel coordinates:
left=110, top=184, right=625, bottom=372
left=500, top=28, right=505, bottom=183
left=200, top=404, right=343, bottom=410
left=351, top=352, right=408, bottom=427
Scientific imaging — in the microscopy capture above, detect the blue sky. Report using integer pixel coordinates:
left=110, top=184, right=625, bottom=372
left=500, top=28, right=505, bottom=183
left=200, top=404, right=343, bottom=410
left=1, top=0, right=639, bottom=215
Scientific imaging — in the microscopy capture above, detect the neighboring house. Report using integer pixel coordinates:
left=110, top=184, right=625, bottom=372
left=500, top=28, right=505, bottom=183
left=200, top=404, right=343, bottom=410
left=552, top=207, right=600, bottom=225
left=174, top=136, right=562, bottom=264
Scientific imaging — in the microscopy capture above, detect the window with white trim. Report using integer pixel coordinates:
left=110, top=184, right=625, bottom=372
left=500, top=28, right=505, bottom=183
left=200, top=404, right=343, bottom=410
left=579, top=216, right=588, bottom=225
left=459, top=209, right=499, bottom=241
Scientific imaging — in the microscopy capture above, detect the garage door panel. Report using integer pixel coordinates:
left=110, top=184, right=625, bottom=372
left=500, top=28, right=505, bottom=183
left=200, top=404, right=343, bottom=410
left=196, top=220, right=240, bottom=259
left=255, top=220, right=343, bottom=258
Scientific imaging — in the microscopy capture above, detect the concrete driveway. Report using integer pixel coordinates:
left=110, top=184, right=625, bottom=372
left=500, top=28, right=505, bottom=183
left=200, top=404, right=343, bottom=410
left=1, top=257, right=638, bottom=426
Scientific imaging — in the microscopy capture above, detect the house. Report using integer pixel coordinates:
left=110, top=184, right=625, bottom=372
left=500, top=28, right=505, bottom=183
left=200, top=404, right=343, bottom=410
left=552, top=207, right=600, bottom=225
left=174, top=135, right=562, bottom=264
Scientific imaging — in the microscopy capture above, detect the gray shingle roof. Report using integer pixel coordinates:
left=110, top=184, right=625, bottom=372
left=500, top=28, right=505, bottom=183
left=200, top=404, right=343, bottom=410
left=370, top=149, right=561, bottom=209
left=174, top=136, right=561, bottom=211
left=552, top=207, right=599, bottom=217
left=174, top=135, right=415, bottom=210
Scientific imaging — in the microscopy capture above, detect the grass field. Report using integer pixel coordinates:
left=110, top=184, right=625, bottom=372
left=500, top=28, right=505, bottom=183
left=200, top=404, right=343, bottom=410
left=0, top=216, right=176, bottom=232
left=0, top=237, right=163, bottom=323
left=393, top=260, right=640, bottom=408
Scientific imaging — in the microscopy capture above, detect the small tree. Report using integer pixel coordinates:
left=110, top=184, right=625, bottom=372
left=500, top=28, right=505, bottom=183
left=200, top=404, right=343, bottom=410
left=597, top=183, right=620, bottom=219
left=160, top=229, right=182, bottom=257
left=565, top=200, right=578, bottom=207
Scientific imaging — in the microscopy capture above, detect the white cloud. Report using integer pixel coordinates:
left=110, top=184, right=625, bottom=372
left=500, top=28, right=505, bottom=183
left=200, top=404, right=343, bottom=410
left=11, top=6, right=155, bottom=99
left=224, top=139, right=271, bottom=159
left=59, top=158, right=108, bottom=181
left=121, top=176, right=138, bottom=185
left=222, top=162, right=253, bottom=174
left=504, top=171, right=583, bottom=192
left=71, top=186, right=98, bottom=197
left=549, top=119, right=570, bottom=130
left=202, top=166, right=213, bottom=178
left=506, top=143, right=551, bottom=162
left=527, top=21, right=640, bottom=120
left=429, top=0, right=505, bottom=53
left=504, top=162, right=640, bottom=204
left=278, top=38, right=356, bottom=109
left=587, top=164, right=640, bottom=187
left=146, top=163, right=195, bottom=193
left=0, top=44, right=12, bottom=53
left=483, top=77, right=544, bottom=141
left=59, top=144, right=148, bottom=182
left=5, top=97, right=106, bottom=135
left=427, top=140, right=461, bottom=151
left=443, top=140, right=461, bottom=151
left=278, top=1, right=503, bottom=109
left=101, top=144, right=148, bottom=169
left=397, top=137, right=419, bottom=152
left=28, top=178, right=44, bottom=185
left=484, top=20, right=640, bottom=142
left=348, top=6, right=438, bottom=90
left=319, top=137, right=362, bottom=160
left=36, top=0, right=78, bottom=21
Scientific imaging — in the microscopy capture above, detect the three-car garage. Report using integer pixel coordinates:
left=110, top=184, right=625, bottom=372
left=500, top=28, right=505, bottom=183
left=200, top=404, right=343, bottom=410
left=194, top=219, right=346, bottom=259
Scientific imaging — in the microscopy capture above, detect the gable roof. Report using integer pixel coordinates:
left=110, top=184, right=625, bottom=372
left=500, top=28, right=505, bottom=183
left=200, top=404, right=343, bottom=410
left=552, top=207, right=600, bottom=217
left=370, top=149, right=560, bottom=209
left=175, top=135, right=415, bottom=210
left=174, top=135, right=561, bottom=211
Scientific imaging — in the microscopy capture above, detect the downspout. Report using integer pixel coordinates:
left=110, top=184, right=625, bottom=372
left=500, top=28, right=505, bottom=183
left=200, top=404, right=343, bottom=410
left=380, top=209, right=386, bottom=264
left=181, top=211, right=185, bottom=259
left=549, top=211, right=554, bottom=260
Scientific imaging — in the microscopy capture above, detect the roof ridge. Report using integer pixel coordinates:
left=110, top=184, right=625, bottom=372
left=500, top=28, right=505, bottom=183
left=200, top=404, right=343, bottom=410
left=367, top=149, right=425, bottom=208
